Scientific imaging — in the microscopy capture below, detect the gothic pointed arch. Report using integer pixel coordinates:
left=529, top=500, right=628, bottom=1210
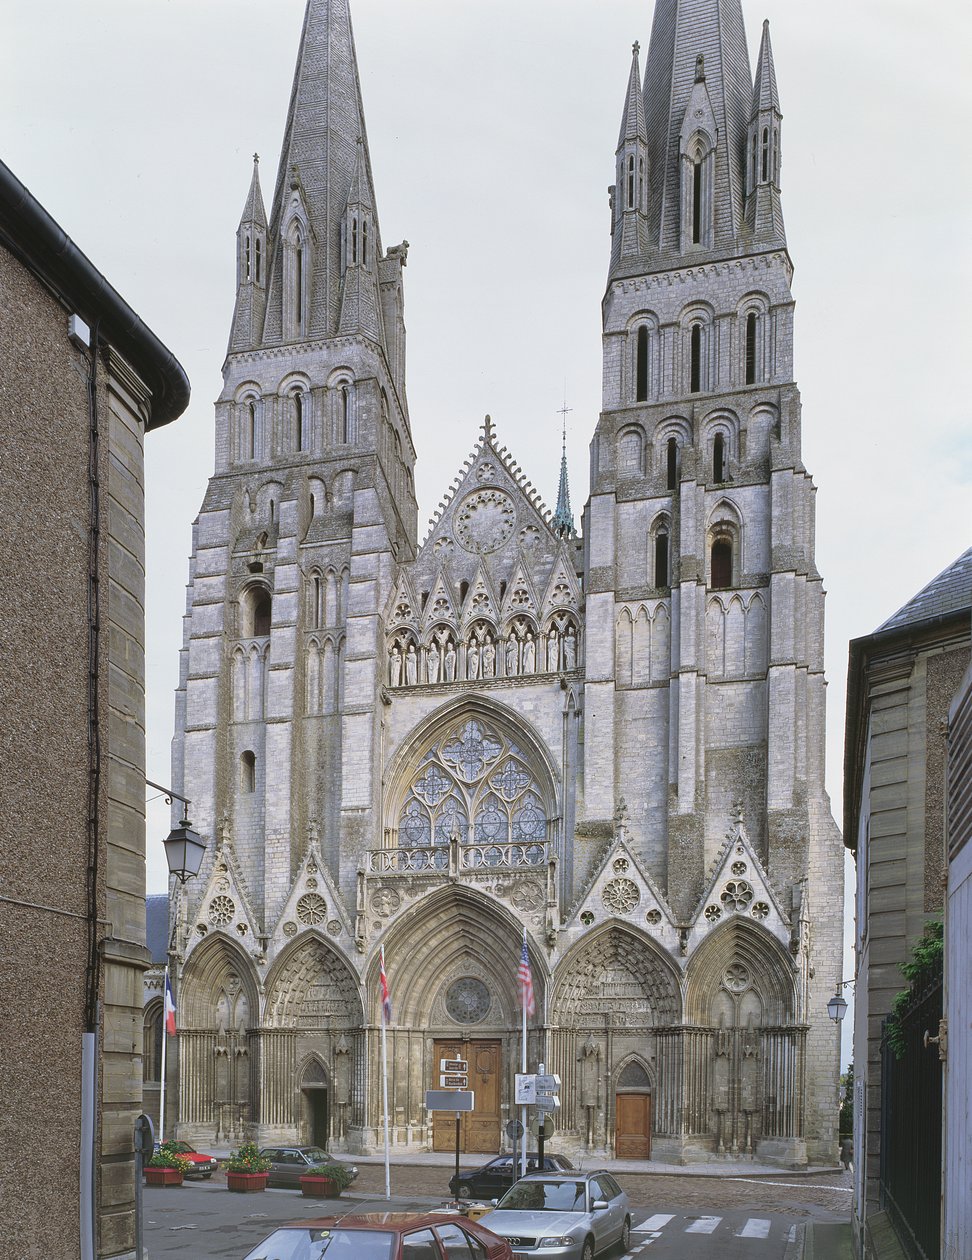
left=264, top=933, right=363, bottom=1030
left=179, top=933, right=260, bottom=1031
left=685, top=917, right=796, bottom=1027
left=369, top=886, right=548, bottom=1029
left=551, top=923, right=682, bottom=1029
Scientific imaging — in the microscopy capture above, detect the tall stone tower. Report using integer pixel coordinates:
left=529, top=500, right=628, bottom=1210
left=584, top=1, right=842, bottom=1162
left=167, top=0, right=841, bottom=1168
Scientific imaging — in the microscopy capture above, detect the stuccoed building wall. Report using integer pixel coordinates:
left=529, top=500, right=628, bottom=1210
left=0, top=160, right=188, bottom=1259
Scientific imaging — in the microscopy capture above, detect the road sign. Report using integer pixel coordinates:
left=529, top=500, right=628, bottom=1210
left=535, top=1073, right=561, bottom=1091
left=425, top=1089, right=475, bottom=1112
left=529, top=1114, right=555, bottom=1139
left=440, top=1059, right=468, bottom=1073
left=440, top=1073, right=468, bottom=1088
left=536, top=1092, right=561, bottom=1111
left=514, top=1073, right=537, bottom=1104
left=506, top=1119, right=524, bottom=1140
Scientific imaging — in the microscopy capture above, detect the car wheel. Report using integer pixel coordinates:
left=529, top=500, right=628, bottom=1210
left=201, top=1173, right=212, bottom=1180
left=457, top=1182, right=474, bottom=1199
left=581, top=1237, right=595, bottom=1260
left=619, top=1216, right=631, bottom=1251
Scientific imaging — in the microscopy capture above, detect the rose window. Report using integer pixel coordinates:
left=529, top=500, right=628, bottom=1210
left=208, top=895, right=235, bottom=927
left=720, top=880, right=754, bottom=912
left=395, top=718, right=547, bottom=861
left=751, top=901, right=770, bottom=920
left=704, top=904, right=722, bottom=923
left=602, top=878, right=640, bottom=915
left=296, top=893, right=328, bottom=926
left=723, top=962, right=751, bottom=993
left=731, top=861, right=747, bottom=876
left=446, top=977, right=491, bottom=1024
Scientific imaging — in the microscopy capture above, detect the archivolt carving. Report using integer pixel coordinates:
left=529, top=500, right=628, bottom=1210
left=684, top=919, right=795, bottom=1026
left=553, top=927, right=681, bottom=1028
left=264, top=937, right=362, bottom=1030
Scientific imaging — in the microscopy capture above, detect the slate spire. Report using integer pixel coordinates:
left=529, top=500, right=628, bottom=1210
left=610, top=41, right=650, bottom=270
left=260, top=0, right=383, bottom=346
left=552, top=408, right=575, bottom=538
left=745, top=19, right=786, bottom=244
left=229, top=154, right=268, bottom=353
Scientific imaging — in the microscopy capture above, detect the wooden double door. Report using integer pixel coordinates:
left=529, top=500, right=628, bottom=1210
left=615, top=1091, right=652, bottom=1159
left=432, top=1039, right=501, bottom=1154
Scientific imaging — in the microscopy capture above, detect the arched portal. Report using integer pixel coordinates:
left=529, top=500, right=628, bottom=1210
left=298, top=1056, right=330, bottom=1149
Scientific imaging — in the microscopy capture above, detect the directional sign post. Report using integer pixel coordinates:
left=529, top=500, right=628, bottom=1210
left=426, top=1090, right=475, bottom=1196
left=535, top=1065, right=561, bottom=1165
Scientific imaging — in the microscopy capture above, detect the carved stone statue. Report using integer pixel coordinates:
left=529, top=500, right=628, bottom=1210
left=405, top=644, right=417, bottom=685
left=467, top=640, right=481, bottom=680
left=427, top=641, right=440, bottom=684
left=444, top=640, right=457, bottom=682
left=482, top=639, right=495, bottom=678
left=506, top=637, right=518, bottom=676
left=389, top=645, right=402, bottom=687
left=523, top=632, right=535, bottom=674
left=547, top=628, right=559, bottom=672
left=564, top=629, right=577, bottom=670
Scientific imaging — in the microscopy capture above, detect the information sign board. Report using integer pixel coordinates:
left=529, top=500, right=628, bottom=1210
left=514, top=1073, right=537, bottom=1104
left=440, top=1073, right=468, bottom=1088
left=425, top=1089, right=475, bottom=1112
left=440, top=1059, right=468, bottom=1073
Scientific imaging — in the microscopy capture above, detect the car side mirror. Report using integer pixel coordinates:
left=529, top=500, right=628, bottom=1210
left=592, top=1200, right=609, bottom=1212
left=491, top=1199, right=498, bottom=1206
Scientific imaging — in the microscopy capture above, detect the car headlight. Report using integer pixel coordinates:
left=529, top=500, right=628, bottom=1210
left=539, top=1239, right=574, bottom=1247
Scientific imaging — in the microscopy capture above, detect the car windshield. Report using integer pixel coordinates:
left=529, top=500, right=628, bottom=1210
left=169, top=1141, right=193, bottom=1153
left=496, top=1180, right=587, bottom=1212
left=302, top=1147, right=329, bottom=1162
left=242, top=1227, right=394, bottom=1260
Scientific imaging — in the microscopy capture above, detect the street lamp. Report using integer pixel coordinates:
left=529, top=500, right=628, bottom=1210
left=827, top=979, right=854, bottom=1024
left=147, top=779, right=206, bottom=882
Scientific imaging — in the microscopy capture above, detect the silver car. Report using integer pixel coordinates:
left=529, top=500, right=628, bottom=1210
left=480, top=1171, right=631, bottom=1260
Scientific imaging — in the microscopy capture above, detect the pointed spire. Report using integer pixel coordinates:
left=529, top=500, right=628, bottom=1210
left=552, top=399, right=575, bottom=538
left=239, top=153, right=267, bottom=229
left=641, top=0, right=754, bottom=253
left=753, top=20, right=780, bottom=114
left=617, top=41, right=647, bottom=147
left=262, top=0, right=383, bottom=345
left=229, top=155, right=269, bottom=353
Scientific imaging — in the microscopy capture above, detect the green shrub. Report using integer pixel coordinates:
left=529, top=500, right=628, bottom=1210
left=305, top=1162, right=355, bottom=1190
left=226, top=1142, right=271, bottom=1174
left=885, top=920, right=943, bottom=1060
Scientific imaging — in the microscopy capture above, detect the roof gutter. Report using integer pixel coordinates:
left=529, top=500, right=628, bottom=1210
left=0, top=158, right=190, bottom=430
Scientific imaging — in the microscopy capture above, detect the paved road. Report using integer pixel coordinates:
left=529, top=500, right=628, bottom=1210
left=144, top=1169, right=851, bottom=1258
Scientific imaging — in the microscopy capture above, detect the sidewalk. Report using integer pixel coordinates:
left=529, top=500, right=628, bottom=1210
left=204, top=1142, right=841, bottom=1179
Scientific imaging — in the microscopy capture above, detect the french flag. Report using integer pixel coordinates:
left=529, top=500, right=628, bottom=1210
left=164, top=972, right=177, bottom=1036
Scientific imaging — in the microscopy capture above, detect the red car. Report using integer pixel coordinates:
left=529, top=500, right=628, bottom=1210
left=159, top=1139, right=218, bottom=1179
left=240, top=1211, right=515, bottom=1259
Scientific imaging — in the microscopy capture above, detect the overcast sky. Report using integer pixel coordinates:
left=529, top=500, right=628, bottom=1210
left=4, top=2, right=970, bottom=1063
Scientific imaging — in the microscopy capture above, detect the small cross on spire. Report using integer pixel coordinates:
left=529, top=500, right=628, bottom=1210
left=632, top=40, right=640, bottom=56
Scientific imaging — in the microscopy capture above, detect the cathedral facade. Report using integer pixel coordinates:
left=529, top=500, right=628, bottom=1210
left=168, top=0, right=842, bottom=1166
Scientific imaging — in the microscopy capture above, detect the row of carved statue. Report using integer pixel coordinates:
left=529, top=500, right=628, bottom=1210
left=389, top=624, right=579, bottom=687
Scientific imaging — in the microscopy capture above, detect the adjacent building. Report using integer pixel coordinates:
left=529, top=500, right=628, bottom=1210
left=844, top=547, right=972, bottom=1258
left=0, top=160, right=189, bottom=1258
left=167, top=0, right=842, bottom=1167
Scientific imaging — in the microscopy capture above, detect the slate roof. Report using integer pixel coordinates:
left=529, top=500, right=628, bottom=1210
left=146, top=894, right=169, bottom=964
left=877, top=547, right=972, bottom=633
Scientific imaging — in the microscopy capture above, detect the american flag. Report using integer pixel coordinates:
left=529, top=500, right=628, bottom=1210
left=379, top=945, right=392, bottom=1024
left=518, top=932, right=536, bottom=1017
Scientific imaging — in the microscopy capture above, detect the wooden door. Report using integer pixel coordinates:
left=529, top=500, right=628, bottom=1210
left=432, top=1039, right=501, bottom=1153
left=615, top=1092, right=651, bottom=1159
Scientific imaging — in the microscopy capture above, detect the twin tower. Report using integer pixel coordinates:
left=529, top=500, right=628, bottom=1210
left=169, top=0, right=842, bottom=1166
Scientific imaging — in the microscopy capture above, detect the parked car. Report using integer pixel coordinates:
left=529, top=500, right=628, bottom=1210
left=258, top=1145, right=359, bottom=1189
left=240, top=1210, right=514, bottom=1259
left=152, top=1139, right=218, bottom=1179
left=479, top=1170, right=631, bottom=1260
left=449, top=1153, right=574, bottom=1200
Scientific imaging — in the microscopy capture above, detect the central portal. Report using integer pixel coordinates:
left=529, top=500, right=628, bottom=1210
left=432, top=1038, right=501, bottom=1153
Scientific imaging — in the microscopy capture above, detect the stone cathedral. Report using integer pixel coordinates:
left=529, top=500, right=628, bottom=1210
left=167, top=0, right=842, bottom=1166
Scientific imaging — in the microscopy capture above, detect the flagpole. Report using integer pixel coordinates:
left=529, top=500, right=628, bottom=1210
left=520, top=931, right=527, bottom=1180
left=380, top=946, right=391, bottom=1200
left=159, top=967, right=168, bottom=1145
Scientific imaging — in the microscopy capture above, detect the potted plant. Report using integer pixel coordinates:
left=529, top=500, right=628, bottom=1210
left=225, top=1142, right=271, bottom=1192
left=145, top=1142, right=191, bottom=1188
left=299, top=1161, right=356, bottom=1199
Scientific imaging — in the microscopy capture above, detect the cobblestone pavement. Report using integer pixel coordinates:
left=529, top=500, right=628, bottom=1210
left=351, top=1163, right=852, bottom=1222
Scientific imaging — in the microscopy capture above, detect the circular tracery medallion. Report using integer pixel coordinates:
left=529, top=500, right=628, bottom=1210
left=602, top=877, right=640, bottom=915
left=296, top=892, right=328, bottom=926
left=445, top=976, right=491, bottom=1024
left=454, top=489, right=517, bottom=554
left=208, top=895, right=235, bottom=926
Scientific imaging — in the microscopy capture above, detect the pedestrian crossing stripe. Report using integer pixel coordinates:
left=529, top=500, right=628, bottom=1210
left=685, top=1216, right=721, bottom=1233
left=630, top=1215, right=776, bottom=1242
left=637, top=1214, right=675, bottom=1230
left=737, top=1219, right=771, bottom=1238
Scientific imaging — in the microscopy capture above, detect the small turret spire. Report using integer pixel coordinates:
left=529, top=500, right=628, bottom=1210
left=552, top=397, right=575, bottom=538
left=746, top=18, right=786, bottom=244
left=228, top=154, right=269, bottom=352
left=610, top=40, right=649, bottom=270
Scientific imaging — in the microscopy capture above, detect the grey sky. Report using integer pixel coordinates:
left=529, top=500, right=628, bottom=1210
left=4, top=2, right=970, bottom=1067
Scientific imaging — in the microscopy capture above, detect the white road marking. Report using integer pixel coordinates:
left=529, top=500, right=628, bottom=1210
left=728, top=1178, right=853, bottom=1192
left=685, top=1216, right=721, bottom=1233
left=737, top=1218, right=772, bottom=1238
left=639, top=1214, right=675, bottom=1230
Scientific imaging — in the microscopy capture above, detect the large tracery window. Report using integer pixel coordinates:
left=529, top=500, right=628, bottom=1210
left=396, top=717, right=548, bottom=866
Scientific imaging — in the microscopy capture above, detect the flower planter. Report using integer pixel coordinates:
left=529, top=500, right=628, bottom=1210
left=299, top=1174, right=340, bottom=1199
left=144, top=1167, right=183, bottom=1188
left=226, top=1171, right=269, bottom=1193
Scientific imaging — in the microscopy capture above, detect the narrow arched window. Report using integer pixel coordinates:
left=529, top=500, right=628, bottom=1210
left=246, top=402, right=256, bottom=460
left=240, top=751, right=256, bottom=793
left=667, top=437, right=679, bottom=491
left=295, top=239, right=303, bottom=327
left=340, top=386, right=350, bottom=443
left=293, top=391, right=304, bottom=451
left=713, top=433, right=725, bottom=483
left=655, top=528, right=670, bottom=588
left=244, top=234, right=251, bottom=281
left=711, top=537, right=733, bottom=589
left=362, top=220, right=369, bottom=265
left=773, top=130, right=780, bottom=183
left=311, top=575, right=322, bottom=629
left=627, top=155, right=635, bottom=209
left=745, top=312, right=757, bottom=385
left=692, top=160, right=703, bottom=244
left=269, top=499, right=275, bottom=524
left=751, top=133, right=757, bottom=191
left=761, top=127, right=769, bottom=182
left=352, top=218, right=358, bottom=264
left=253, top=591, right=272, bottom=637
left=255, top=238, right=262, bottom=283
left=636, top=326, right=649, bottom=402
left=690, top=324, right=702, bottom=393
